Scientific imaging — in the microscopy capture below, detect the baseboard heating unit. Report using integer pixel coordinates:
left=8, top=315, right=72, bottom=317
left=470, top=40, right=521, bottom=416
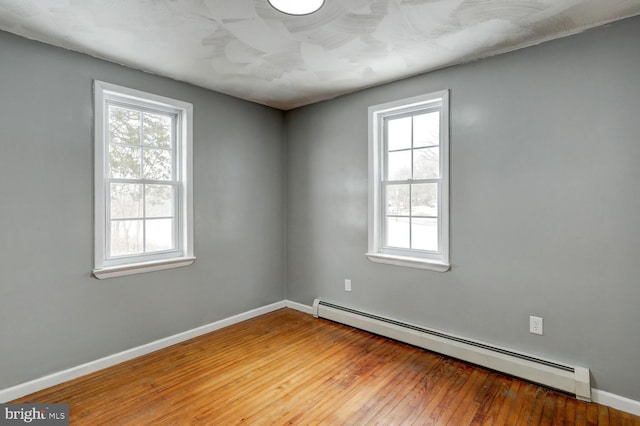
left=312, top=299, right=591, bottom=401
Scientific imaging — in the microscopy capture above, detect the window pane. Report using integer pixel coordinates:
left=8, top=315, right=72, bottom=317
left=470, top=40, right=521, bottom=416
left=387, top=116, right=411, bottom=151
left=386, top=184, right=410, bottom=215
left=411, top=183, right=438, bottom=217
left=413, top=111, right=439, bottom=148
left=386, top=217, right=410, bottom=249
left=145, top=184, right=174, bottom=218
left=146, top=219, right=174, bottom=252
left=413, top=147, right=439, bottom=179
left=110, top=220, right=143, bottom=257
left=412, top=218, right=438, bottom=251
left=143, top=112, right=172, bottom=148
left=109, top=106, right=141, bottom=146
left=387, top=150, right=411, bottom=181
left=110, top=183, right=143, bottom=219
left=143, top=148, right=172, bottom=180
left=109, top=144, right=141, bottom=179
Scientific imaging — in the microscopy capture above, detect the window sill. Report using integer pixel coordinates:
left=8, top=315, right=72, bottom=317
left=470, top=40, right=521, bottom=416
left=365, top=253, right=450, bottom=272
left=93, top=256, right=196, bottom=279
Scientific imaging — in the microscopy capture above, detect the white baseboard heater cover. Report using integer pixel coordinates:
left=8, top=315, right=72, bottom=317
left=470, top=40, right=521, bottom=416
left=313, top=299, right=591, bottom=402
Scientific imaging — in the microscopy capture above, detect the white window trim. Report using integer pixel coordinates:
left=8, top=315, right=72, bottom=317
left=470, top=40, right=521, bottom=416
left=366, top=91, right=450, bottom=272
left=93, top=80, right=195, bottom=279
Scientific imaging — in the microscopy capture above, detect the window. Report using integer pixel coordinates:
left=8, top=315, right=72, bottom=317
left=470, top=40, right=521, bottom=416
left=367, top=91, right=450, bottom=271
left=93, top=81, right=194, bottom=279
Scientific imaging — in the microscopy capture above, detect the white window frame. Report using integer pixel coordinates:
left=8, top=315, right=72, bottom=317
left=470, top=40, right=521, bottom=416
left=93, top=80, right=195, bottom=279
left=366, top=90, right=450, bottom=272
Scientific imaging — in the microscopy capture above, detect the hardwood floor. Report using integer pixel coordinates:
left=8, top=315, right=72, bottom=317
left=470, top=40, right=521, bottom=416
left=13, top=308, right=640, bottom=425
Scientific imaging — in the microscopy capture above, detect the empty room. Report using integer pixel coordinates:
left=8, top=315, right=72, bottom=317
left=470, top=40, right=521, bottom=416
left=1, top=0, right=639, bottom=424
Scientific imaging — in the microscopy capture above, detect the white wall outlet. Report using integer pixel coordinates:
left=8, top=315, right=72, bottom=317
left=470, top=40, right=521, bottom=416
left=530, top=316, right=543, bottom=335
left=344, top=279, right=352, bottom=292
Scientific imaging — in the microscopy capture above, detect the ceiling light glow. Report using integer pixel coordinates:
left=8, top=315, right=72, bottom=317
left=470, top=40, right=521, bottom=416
left=268, top=0, right=325, bottom=15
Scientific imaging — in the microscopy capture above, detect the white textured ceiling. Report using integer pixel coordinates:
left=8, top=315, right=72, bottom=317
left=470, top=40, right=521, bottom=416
left=1, top=1, right=639, bottom=110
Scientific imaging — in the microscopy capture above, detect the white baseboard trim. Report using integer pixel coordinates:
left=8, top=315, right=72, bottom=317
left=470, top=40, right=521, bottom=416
left=3, top=300, right=638, bottom=418
left=284, top=299, right=314, bottom=314
left=0, top=300, right=286, bottom=403
left=592, top=388, right=640, bottom=416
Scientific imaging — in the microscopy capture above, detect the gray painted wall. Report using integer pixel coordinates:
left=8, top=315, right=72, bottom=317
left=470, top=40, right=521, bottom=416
left=1, top=15, right=639, bottom=403
left=0, top=31, right=285, bottom=389
left=285, top=16, right=640, bottom=401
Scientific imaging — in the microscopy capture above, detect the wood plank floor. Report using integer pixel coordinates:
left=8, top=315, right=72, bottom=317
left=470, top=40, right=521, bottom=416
left=13, top=308, right=640, bottom=425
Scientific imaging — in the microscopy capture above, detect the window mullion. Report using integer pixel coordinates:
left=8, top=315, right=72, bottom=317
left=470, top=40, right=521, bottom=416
left=142, top=183, right=147, bottom=254
left=410, top=178, right=439, bottom=184
left=140, top=109, right=146, bottom=256
left=408, top=184, right=413, bottom=249
left=113, top=215, right=174, bottom=221
left=382, top=179, right=414, bottom=186
left=172, top=115, right=179, bottom=250
left=105, top=177, right=112, bottom=259
left=109, top=177, right=178, bottom=185
left=139, top=111, right=145, bottom=182
left=172, top=115, right=178, bottom=181
left=409, top=115, right=414, bottom=250
left=381, top=119, right=388, bottom=248
left=437, top=180, right=442, bottom=252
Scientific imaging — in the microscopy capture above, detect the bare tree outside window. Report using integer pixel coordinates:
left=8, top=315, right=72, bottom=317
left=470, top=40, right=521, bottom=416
left=107, top=105, right=176, bottom=257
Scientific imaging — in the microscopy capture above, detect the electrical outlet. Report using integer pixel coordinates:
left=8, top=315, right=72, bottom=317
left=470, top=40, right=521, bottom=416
left=344, top=279, right=352, bottom=292
left=530, top=316, right=543, bottom=335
